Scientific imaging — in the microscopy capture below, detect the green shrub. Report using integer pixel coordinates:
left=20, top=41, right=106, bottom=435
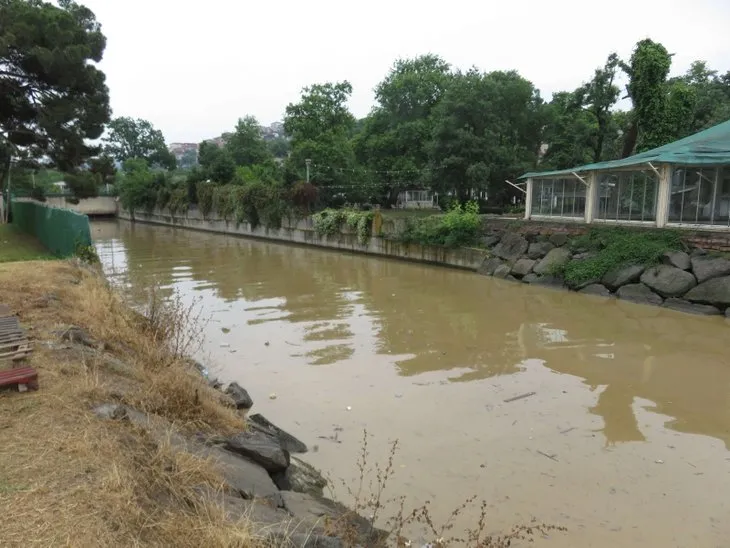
left=168, top=187, right=190, bottom=215
left=312, top=209, right=375, bottom=245
left=398, top=201, right=481, bottom=248
left=196, top=183, right=214, bottom=218
left=559, top=227, right=684, bottom=286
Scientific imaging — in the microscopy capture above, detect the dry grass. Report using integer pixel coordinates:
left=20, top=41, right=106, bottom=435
left=0, top=260, right=264, bottom=547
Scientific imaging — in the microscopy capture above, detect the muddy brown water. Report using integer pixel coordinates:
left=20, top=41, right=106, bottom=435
left=93, top=219, right=730, bottom=547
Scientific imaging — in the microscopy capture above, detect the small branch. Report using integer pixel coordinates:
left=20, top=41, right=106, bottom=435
left=504, top=391, right=536, bottom=403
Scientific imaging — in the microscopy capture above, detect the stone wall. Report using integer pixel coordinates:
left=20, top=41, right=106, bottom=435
left=476, top=229, right=730, bottom=318
left=117, top=207, right=489, bottom=271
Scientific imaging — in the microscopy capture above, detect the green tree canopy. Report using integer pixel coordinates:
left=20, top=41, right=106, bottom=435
left=225, top=115, right=272, bottom=167
left=103, top=116, right=176, bottom=170
left=0, top=0, right=111, bottom=194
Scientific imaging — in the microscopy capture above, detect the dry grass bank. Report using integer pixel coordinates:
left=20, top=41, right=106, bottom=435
left=0, top=260, right=264, bottom=547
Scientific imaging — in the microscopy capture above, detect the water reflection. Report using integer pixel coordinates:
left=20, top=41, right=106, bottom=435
left=93, top=220, right=730, bottom=449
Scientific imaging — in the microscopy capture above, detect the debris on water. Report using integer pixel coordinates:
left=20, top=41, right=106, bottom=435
left=220, top=343, right=230, bottom=348
left=655, top=459, right=664, bottom=464
left=346, top=406, right=352, bottom=411
left=504, top=391, right=536, bottom=403
left=269, top=393, right=277, bottom=400
left=395, top=394, right=403, bottom=398
left=560, top=426, right=576, bottom=435
left=229, top=349, right=237, bottom=353
left=221, top=327, right=230, bottom=334
left=537, top=450, right=559, bottom=462
left=264, top=341, right=270, bottom=346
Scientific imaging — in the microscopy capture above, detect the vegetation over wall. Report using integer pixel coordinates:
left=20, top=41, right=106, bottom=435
left=397, top=201, right=482, bottom=247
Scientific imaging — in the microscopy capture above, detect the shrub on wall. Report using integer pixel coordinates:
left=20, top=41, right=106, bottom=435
left=312, top=209, right=374, bottom=245
left=398, top=201, right=482, bottom=248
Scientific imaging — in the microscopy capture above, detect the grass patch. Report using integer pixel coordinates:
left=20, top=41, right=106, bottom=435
left=559, top=226, right=684, bottom=287
left=0, top=224, right=54, bottom=262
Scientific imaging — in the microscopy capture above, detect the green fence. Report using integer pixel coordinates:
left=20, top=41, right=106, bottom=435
left=10, top=200, right=92, bottom=257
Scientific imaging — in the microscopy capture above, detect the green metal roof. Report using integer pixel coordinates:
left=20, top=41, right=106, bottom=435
left=520, top=118, right=730, bottom=179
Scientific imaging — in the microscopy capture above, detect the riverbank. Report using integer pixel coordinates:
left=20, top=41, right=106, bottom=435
left=119, top=207, right=730, bottom=319
left=0, top=260, right=385, bottom=547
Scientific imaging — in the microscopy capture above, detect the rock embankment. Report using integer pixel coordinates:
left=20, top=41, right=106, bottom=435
left=477, top=231, right=730, bottom=318
left=93, top=368, right=385, bottom=548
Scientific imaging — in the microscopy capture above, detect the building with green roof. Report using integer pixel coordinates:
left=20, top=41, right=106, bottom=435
left=519, top=119, right=730, bottom=228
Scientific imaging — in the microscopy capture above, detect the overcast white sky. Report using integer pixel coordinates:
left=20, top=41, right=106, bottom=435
left=80, top=0, right=730, bottom=143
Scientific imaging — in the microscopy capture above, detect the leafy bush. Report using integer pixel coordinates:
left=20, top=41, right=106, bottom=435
left=559, top=227, right=684, bottom=286
left=399, top=201, right=482, bottom=247
left=290, top=181, right=318, bottom=213
left=312, top=209, right=374, bottom=245
left=196, top=182, right=214, bottom=218
left=167, top=187, right=190, bottom=215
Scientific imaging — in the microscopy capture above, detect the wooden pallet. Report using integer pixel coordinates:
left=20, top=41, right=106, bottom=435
left=0, top=314, right=31, bottom=361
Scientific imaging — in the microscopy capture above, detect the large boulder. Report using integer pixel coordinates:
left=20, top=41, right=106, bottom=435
left=549, top=233, right=569, bottom=247
left=476, top=257, right=503, bottom=276
left=272, top=456, right=328, bottom=496
left=684, top=275, right=730, bottom=306
left=616, top=284, right=663, bottom=306
left=225, top=430, right=290, bottom=472
left=249, top=413, right=308, bottom=453
left=492, top=233, right=529, bottom=262
left=690, top=256, right=730, bottom=283
left=493, top=264, right=512, bottom=279
left=527, top=241, right=555, bottom=260
left=662, top=250, right=691, bottom=271
left=601, top=264, right=645, bottom=291
left=662, top=298, right=722, bottom=316
left=579, top=284, right=611, bottom=297
left=511, top=258, right=536, bottom=278
left=225, top=382, right=254, bottom=410
left=522, top=273, right=539, bottom=284
left=530, top=275, right=565, bottom=288
left=204, top=445, right=284, bottom=506
left=480, top=234, right=501, bottom=248
left=639, top=265, right=697, bottom=297
left=533, top=247, right=572, bottom=275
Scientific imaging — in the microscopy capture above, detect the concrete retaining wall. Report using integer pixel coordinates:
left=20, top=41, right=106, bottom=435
left=43, top=196, right=117, bottom=216
left=117, top=207, right=489, bottom=270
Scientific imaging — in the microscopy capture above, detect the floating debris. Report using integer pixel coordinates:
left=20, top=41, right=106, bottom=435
left=269, top=393, right=277, bottom=400
left=221, top=327, right=230, bottom=334
left=504, top=391, right=536, bottom=403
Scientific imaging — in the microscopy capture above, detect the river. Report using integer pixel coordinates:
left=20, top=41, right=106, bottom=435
left=92, top=219, right=730, bottom=547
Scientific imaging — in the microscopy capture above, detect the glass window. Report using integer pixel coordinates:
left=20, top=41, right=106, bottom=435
left=596, top=171, right=657, bottom=222
left=668, top=167, right=728, bottom=226
left=531, top=178, right=585, bottom=218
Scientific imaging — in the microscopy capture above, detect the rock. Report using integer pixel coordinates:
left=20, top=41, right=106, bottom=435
left=579, top=284, right=611, bottom=297
left=60, top=326, right=96, bottom=348
left=249, top=413, right=308, bottom=454
left=476, top=257, right=503, bottom=276
left=273, top=456, right=328, bottom=496
left=691, top=247, right=708, bottom=257
left=492, top=233, right=529, bottom=262
left=549, top=233, right=569, bottom=247
left=280, top=491, right=388, bottom=546
left=531, top=275, right=565, bottom=288
left=493, top=264, right=512, bottom=279
left=662, top=298, right=722, bottom=316
left=505, top=275, right=519, bottom=282
left=573, top=252, right=596, bottom=261
left=533, top=247, right=572, bottom=276
left=206, top=491, right=290, bottom=526
left=527, top=241, right=555, bottom=260
left=662, top=251, right=691, bottom=271
left=92, top=403, right=128, bottom=420
left=511, top=258, right=536, bottom=278
left=639, top=265, right=697, bottom=297
left=225, top=382, right=254, bottom=410
left=480, top=234, right=501, bottom=248
left=684, top=276, right=730, bottom=306
left=568, top=277, right=602, bottom=291
left=601, top=264, right=645, bottom=291
left=204, top=445, right=284, bottom=506
left=690, top=256, right=730, bottom=283
left=225, top=430, right=290, bottom=472
left=272, top=533, right=344, bottom=548
left=616, top=284, right=663, bottom=306
left=522, top=273, right=539, bottom=284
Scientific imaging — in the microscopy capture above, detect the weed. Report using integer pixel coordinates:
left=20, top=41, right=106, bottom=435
left=559, top=226, right=684, bottom=287
left=75, top=242, right=100, bottom=264
left=398, top=201, right=482, bottom=248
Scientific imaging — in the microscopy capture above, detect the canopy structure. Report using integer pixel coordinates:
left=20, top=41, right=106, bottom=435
left=520, top=118, right=730, bottom=179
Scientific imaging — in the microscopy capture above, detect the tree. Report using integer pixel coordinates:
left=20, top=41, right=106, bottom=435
left=620, top=39, right=673, bottom=155
left=103, top=117, right=176, bottom=169
left=574, top=53, right=621, bottom=162
left=0, top=0, right=111, bottom=206
left=541, top=91, right=596, bottom=170
left=429, top=69, right=544, bottom=204
left=267, top=136, right=290, bottom=159
left=208, top=150, right=236, bottom=183
left=284, top=82, right=357, bottom=203
left=355, top=54, right=452, bottom=204
left=225, top=116, right=272, bottom=167
left=669, top=61, right=730, bottom=134
left=117, top=158, right=164, bottom=214
left=88, top=155, right=116, bottom=186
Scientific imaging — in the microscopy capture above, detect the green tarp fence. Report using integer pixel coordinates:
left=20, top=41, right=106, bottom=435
left=10, top=200, right=92, bottom=257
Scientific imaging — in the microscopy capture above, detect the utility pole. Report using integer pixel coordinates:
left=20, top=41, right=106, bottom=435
left=305, top=159, right=311, bottom=183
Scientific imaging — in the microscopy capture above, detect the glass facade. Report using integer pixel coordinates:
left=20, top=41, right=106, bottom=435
left=595, top=171, right=658, bottom=222
left=668, top=167, right=730, bottom=226
left=530, top=178, right=586, bottom=218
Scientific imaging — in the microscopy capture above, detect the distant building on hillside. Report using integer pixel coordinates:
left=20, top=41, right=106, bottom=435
left=168, top=142, right=199, bottom=167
